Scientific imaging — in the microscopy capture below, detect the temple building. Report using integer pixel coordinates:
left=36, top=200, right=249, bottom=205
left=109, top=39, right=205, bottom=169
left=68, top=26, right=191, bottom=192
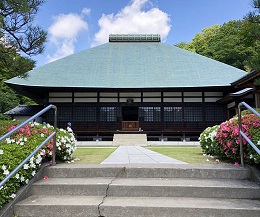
left=5, top=34, right=253, bottom=141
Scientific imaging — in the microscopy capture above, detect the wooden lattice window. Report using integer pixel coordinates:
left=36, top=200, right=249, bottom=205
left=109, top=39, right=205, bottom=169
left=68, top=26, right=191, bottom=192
left=184, top=107, right=202, bottom=122
left=100, top=107, right=121, bottom=122
left=74, top=107, right=96, bottom=122
left=139, top=107, right=161, bottom=122
left=164, top=107, right=182, bottom=122
left=206, top=106, right=225, bottom=122
left=58, top=107, right=72, bottom=122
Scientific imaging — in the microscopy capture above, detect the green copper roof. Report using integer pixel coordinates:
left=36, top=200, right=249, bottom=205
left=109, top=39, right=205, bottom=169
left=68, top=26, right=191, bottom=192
left=6, top=41, right=247, bottom=89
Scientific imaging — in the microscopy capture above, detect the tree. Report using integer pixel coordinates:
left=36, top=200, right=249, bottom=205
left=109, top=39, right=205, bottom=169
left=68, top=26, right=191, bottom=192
left=176, top=21, right=256, bottom=71
left=175, top=25, right=220, bottom=54
left=0, top=0, right=46, bottom=117
left=0, top=44, right=35, bottom=116
left=0, top=0, right=47, bottom=56
left=241, top=0, right=260, bottom=71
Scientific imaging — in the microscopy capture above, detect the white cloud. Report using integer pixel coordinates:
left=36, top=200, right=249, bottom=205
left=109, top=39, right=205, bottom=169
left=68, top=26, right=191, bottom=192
left=92, top=0, right=171, bottom=47
left=47, top=13, right=88, bottom=62
left=82, top=8, right=91, bottom=16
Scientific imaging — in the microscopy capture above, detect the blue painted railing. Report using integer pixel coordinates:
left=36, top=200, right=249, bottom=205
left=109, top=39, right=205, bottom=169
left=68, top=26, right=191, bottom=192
left=0, top=104, right=57, bottom=188
left=238, top=102, right=260, bottom=167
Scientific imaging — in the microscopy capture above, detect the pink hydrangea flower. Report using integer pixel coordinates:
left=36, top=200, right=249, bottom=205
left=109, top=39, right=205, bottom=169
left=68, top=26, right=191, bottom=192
left=234, top=162, right=239, bottom=166
left=43, top=176, right=49, bottom=180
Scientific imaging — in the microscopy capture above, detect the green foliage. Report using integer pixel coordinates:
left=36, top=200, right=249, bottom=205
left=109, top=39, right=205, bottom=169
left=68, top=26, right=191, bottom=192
left=199, top=125, right=221, bottom=156
left=176, top=21, right=256, bottom=71
left=241, top=107, right=260, bottom=116
left=0, top=44, right=36, bottom=115
left=0, top=0, right=46, bottom=116
left=0, top=0, right=47, bottom=56
left=0, top=120, right=77, bottom=209
left=200, top=114, right=260, bottom=165
left=175, top=41, right=195, bottom=52
left=241, top=0, right=260, bottom=71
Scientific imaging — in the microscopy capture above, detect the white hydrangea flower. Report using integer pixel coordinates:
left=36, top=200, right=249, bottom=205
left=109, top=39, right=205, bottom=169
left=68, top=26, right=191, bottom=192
left=30, top=156, right=34, bottom=163
left=23, top=164, right=29, bottom=170
left=2, top=165, right=6, bottom=170
left=258, top=141, right=260, bottom=145
left=41, top=133, right=44, bottom=137
left=61, top=137, right=66, bottom=143
left=47, top=123, right=53, bottom=128
left=20, top=176, right=25, bottom=182
left=25, top=179, right=29, bottom=184
left=32, top=171, right=36, bottom=176
left=0, top=149, right=3, bottom=155
left=250, top=154, right=253, bottom=159
left=30, top=163, right=36, bottom=168
left=36, top=154, right=42, bottom=164
left=6, top=138, right=11, bottom=144
left=10, top=193, right=16, bottom=199
left=15, top=173, right=20, bottom=179
left=20, top=142, right=24, bottom=146
left=3, top=169, right=10, bottom=175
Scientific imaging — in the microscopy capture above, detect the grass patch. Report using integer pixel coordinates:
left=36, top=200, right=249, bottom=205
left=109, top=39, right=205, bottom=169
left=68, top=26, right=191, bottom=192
left=146, top=146, right=225, bottom=164
left=72, top=147, right=116, bottom=164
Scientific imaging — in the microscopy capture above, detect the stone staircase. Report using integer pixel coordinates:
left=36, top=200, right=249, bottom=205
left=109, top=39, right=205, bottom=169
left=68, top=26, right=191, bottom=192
left=113, top=133, right=147, bottom=146
left=14, top=164, right=260, bottom=217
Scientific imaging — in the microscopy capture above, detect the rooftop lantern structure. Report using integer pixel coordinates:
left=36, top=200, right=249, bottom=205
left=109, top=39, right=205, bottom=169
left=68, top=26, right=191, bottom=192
left=109, top=34, right=161, bottom=42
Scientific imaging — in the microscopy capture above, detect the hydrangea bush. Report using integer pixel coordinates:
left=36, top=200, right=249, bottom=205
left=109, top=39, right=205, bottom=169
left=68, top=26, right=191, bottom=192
left=0, top=121, right=76, bottom=209
left=199, top=125, right=220, bottom=156
left=200, top=114, right=260, bottom=165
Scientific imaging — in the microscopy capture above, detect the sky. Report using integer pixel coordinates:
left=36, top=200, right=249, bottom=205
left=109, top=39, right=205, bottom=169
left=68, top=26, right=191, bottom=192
left=33, top=0, right=253, bottom=67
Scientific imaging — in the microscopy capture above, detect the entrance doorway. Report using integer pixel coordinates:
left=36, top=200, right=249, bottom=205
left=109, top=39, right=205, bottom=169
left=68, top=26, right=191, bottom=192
left=122, top=107, right=139, bottom=121
left=122, top=107, right=139, bottom=131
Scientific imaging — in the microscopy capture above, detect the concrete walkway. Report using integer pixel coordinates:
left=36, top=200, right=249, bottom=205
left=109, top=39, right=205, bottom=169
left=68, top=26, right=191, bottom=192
left=101, top=146, right=188, bottom=164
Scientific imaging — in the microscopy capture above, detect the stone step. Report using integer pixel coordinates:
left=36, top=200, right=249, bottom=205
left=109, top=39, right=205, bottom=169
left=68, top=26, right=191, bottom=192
left=44, top=164, right=251, bottom=180
left=113, top=133, right=147, bottom=145
left=29, top=177, right=260, bottom=199
left=14, top=195, right=260, bottom=217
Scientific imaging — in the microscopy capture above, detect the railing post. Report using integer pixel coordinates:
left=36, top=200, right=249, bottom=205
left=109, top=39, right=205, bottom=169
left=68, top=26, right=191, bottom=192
left=52, top=106, right=57, bottom=166
left=238, top=103, right=245, bottom=167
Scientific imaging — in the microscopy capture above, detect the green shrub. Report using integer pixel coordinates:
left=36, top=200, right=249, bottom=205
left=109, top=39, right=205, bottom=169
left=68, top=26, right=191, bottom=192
left=200, top=114, right=260, bottom=165
left=199, top=125, right=220, bottom=156
left=241, top=108, right=260, bottom=116
left=0, top=121, right=76, bottom=209
left=216, top=114, right=260, bottom=164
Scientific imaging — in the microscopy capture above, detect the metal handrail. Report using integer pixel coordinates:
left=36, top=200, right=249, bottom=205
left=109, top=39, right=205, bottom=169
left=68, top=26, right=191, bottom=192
left=0, top=104, right=57, bottom=188
left=238, top=102, right=260, bottom=167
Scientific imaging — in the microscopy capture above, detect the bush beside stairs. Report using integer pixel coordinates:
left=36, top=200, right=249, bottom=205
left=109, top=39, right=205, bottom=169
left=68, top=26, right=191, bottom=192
left=14, top=164, right=260, bottom=217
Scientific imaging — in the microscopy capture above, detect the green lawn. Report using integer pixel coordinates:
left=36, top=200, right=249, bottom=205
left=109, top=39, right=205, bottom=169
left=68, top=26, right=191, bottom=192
left=71, top=146, right=225, bottom=164
left=72, top=147, right=117, bottom=164
left=146, top=146, right=221, bottom=164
